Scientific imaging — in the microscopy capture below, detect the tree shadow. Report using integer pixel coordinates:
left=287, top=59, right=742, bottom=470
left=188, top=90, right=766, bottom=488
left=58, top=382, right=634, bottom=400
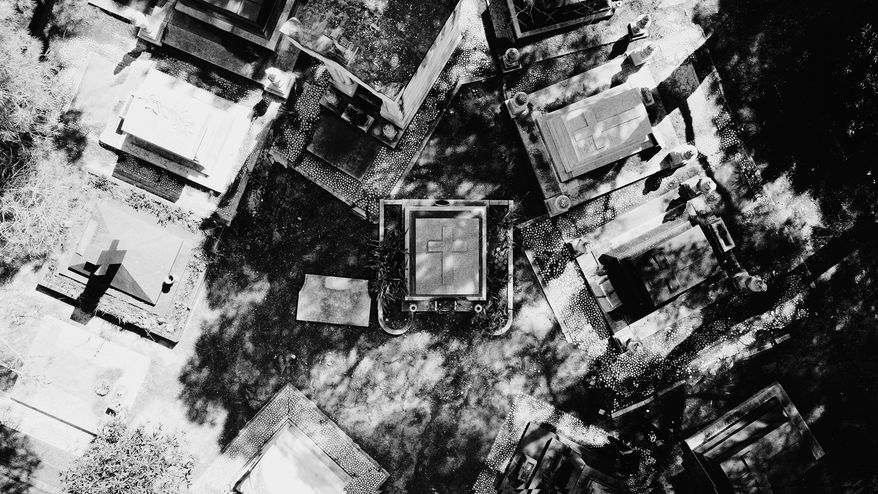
left=400, top=77, right=544, bottom=217
left=0, top=426, right=41, bottom=494
left=693, top=0, right=878, bottom=227
left=54, top=109, right=88, bottom=164
left=178, top=156, right=598, bottom=492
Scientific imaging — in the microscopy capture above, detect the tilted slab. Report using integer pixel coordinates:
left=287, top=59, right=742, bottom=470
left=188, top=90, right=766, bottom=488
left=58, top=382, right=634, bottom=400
left=296, top=274, right=372, bottom=328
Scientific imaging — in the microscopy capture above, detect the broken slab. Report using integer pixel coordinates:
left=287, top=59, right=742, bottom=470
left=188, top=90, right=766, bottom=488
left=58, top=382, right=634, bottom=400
left=296, top=274, right=371, bottom=328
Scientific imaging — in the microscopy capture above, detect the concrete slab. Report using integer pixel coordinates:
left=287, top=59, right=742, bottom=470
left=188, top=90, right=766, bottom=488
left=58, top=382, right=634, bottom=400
left=100, top=67, right=253, bottom=194
left=296, top=275, right=371, bottom=328
left=2, top=317, right=150, bottom=453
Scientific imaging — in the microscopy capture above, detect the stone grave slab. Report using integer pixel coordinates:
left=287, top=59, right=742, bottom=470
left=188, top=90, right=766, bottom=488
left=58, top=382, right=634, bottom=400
left=122, top=84, right=213, bottom=162
left=537, top=84, right=656, bottom=181
left=64, top=202, right=187, bottom=306
left=3, top=317, right=150, bottom=452
left=404, top=205, right=488, bottom=300
left=296, top=275, right=371, bottom=328
left=101, top=66, right=254, bottom=193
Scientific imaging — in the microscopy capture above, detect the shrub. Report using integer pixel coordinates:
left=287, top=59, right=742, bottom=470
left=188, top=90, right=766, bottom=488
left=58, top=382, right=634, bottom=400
left=61, top=419, right=194, bottom=494
left=369, top=227, right=407, bottom=307
left=0, top=147, right=86, bottom=269
left=0, top=22, right=62, bottom=183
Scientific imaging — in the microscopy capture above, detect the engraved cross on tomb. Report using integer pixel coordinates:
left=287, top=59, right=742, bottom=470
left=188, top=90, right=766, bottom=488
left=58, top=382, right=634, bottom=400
left=426, top=226, right=469, bottom=286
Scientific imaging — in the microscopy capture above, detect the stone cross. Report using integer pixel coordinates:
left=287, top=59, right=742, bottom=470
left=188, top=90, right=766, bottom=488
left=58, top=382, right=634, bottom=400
left=94, top=240, right=127, bottom=276
left=427, top=226, right=468, bottom=286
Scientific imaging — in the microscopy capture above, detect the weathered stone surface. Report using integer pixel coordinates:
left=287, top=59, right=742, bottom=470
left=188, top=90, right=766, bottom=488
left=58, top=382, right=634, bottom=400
left=66, top=202, right=187, bottom=306
left=2, top=317, right=150, bottom=453
left=296, top=274, right=371, bottom=328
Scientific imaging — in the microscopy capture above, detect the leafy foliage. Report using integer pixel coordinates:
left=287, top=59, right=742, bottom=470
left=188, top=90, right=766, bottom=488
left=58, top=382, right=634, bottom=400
left=0, top=425, right=41, bottom=494
left=61, top=419, right=194, bottom=494
left=369, top=226, right=407, bottom=307
left=14, top=0, right=91, bottom=40
left=0, top=19, right=84, bottom=273
left=0, top=21, right=62, bottom=184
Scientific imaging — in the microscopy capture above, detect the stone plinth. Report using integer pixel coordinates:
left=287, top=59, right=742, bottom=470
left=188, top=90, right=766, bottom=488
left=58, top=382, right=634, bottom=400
left=2, top=317, right=150, bottom=453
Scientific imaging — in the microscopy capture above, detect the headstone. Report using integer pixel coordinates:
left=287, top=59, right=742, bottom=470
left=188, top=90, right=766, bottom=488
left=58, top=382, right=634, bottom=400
left=296, top=274, right=371, bottom=327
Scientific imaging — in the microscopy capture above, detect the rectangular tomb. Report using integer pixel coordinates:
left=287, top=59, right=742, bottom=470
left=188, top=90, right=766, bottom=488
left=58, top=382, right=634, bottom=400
left=537, top=84, right=657, bottom=182
left=404, top=204, right=487, bottom=301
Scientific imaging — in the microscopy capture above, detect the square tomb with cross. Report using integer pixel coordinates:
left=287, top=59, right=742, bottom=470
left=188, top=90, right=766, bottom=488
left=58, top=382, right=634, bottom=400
left=404, top=204, right=487, bottom=301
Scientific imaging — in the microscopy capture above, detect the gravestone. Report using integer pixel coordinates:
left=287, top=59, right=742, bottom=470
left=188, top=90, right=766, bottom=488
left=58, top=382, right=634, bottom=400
left=404, top=205, right=488, bottom=301
left=536, top=84, right=656, bottom=181
left=296, top=274, right=371, bottom=327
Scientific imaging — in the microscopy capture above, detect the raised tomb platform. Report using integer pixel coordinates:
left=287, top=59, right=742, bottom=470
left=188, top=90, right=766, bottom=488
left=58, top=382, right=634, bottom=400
left=100, top=67, right=254, bottom=195
left=507, top=55, right=679, bottom=217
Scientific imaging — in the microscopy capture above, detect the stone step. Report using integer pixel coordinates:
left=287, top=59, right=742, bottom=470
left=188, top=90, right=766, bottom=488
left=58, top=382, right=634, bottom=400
left=111, top=155, right=186, bottom=203
left=162, top=12, right=271, bottom=81
left=0, top=398, right=94, bottom=456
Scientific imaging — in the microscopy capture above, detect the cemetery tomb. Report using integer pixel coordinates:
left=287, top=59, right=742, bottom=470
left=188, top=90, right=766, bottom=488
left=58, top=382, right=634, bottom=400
left=683, top=383, right=825, bottom=493
left=193, top=384, right=388, bottom=494
left=119, top=69, right=249, bottom=175
left=3, top=317, right=150, bottom=453
left=102, top=67, right=253, bottom=193
left=65, top=203, right=187, bottom=306
left=537, top=84, right=658, bottom=182
left=404, top=204, right=487, bottom=301
left=281, top=0, right=463, bottom=135
left=497, top=422, right=625, bottom=493
left=599, top=218, right=721, bottom=312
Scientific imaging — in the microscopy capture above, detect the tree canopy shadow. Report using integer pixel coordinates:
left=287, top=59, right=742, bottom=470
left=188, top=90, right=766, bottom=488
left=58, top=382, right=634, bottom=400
left=694, top=0, right=878, bottom=226
left=0, top=425, right=41, bottom=494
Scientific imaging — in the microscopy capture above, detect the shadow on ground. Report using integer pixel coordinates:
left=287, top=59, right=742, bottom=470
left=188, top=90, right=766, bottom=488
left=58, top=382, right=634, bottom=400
left=177, top=160, right=601, bottom=493
left=0, top=425, right=41, bottom=494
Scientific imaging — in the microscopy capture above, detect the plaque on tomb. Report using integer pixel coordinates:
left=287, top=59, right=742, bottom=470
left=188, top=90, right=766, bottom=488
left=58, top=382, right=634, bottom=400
left=536, top=84, right=658, bottom=182
left=404, top=205, right=487, bottom=300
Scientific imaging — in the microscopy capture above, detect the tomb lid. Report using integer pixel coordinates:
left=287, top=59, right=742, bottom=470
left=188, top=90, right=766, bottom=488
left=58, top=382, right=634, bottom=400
left=602, top=219, right=720, bottom=307
left=404, top=204, right=487, bottom=300
left=121, top=72, right=214, bottom=162
left=536, top=84, right=656, bottom=182
left=68, top=203, right=185, bottom=305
